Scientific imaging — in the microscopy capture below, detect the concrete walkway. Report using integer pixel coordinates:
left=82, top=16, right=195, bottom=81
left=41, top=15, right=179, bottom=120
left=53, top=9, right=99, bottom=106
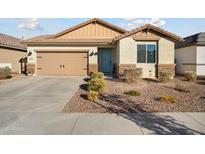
left=0, top=112, right=204, bottom=135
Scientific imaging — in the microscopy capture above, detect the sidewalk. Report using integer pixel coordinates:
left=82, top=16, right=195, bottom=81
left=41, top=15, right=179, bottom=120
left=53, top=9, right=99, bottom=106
left=0, top=112, right=205, bottom=135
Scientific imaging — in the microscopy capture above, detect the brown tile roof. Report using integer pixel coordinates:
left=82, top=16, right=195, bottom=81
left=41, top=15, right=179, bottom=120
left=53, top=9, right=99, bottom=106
left=0, top=33, right=27, bottom=51
left=23, top=35, right=52, bottom=43
left=113, top=24, right=183, bottom=43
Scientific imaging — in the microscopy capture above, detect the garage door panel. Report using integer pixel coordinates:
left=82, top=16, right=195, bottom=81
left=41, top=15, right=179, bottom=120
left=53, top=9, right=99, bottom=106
left=36, top=52, right=88, bottom=75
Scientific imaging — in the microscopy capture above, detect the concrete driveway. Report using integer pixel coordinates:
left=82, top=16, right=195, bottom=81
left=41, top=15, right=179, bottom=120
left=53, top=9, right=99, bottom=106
left=0, top=76, right=83, bottom=134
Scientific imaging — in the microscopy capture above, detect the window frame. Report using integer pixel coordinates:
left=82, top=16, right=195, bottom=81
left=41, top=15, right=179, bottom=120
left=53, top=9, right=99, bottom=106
left=137, top=42, right=157, bottom=64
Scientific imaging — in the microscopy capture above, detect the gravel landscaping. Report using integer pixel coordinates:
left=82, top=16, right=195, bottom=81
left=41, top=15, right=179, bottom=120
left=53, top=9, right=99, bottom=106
left=0, top=73, right=26, bottom=85
left=62, top=76, right=205, bottom=113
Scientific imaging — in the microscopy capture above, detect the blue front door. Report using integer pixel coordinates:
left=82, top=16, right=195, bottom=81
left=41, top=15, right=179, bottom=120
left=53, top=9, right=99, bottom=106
left=99, top=48, right=113, bottom=74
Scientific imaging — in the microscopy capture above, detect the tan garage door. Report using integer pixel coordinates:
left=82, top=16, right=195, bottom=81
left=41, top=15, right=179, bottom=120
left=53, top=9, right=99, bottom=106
left=36, top=52, right=88, bottom=75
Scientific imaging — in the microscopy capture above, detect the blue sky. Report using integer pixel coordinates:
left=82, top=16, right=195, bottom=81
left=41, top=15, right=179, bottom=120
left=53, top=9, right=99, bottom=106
left=0, top=18, right=205, bottom=39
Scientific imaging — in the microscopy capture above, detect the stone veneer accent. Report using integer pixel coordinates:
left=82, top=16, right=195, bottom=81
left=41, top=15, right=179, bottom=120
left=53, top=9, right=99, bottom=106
left=115, top=64, right=136, bottom=77
left=89, top=64, right=98, bottom=74
left=26, top=63, right=35, bottom=75
left=157, top=64, right=176, bottom=78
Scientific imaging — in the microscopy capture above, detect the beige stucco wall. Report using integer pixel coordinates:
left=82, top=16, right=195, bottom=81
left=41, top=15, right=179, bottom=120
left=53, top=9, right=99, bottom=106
left=118, top=37, right=175, bottom=66
left=158, top=38, right=175, bottom=64
left=117, top=37, right=171, bottom=78
left=175, top=46, right=197, bottom=74
left=0, top=47, right=26, bottom=73
left=118, top=37, right=136, bottom=64
left=196, top=46, right=205, bottom=75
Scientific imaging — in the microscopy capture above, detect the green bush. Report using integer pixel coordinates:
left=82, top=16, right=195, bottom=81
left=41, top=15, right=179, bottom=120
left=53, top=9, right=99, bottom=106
left=90, top=72, right=104, bottom=79
left=123, top=68, right=142, bottom=83
left=87, top=72, right=105, bottom=102
left=184, top=71, right=197, bottom=81
left=87, top=90, right=99, bottom=102
left=174, top=84, right=189, bottom=93
left=0, top=67, right=12, bottom=79
left=87, top=77, right=105, bottom=92
left=124, top=90, right=141, bottom=96
left=158, top=71, right=171, bottom=83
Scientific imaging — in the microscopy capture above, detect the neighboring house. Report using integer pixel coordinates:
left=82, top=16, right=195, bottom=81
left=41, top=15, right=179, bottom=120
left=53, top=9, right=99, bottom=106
left=175, top=33, right=205, bottom=76
left=0, top=33, right=27, bottom=73
left=23, top=18, right=182, bottom=78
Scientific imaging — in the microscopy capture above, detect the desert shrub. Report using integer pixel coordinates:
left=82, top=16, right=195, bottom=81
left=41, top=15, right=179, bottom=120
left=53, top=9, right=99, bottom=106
left=174, top=84, right=189, bottom=93
left=123, top=68, right=142, bottom=83
left=184, top=71, right=197, bottom=81
left=90, top=72, right=104, bottom=79
left=87, top=72, right=105, bottom=102
left=124, top=90, right=141, bottom=96
left=87, top=77, right=105, bottom=92
left=157, top=95, right=176, bottom=103
left=158, top=71, right=171, bottom=83
left=87, top=90, right=99, bottom=102
left=0, top=67, right=12, bottom=79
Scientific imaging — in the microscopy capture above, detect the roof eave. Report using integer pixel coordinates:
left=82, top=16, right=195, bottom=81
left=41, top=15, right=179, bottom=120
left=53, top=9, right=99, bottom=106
left=113, top=24, right=183, bottom=43
left=23, top=41, right=113, bottom=46
left=0, top=44, right=27, bottom=51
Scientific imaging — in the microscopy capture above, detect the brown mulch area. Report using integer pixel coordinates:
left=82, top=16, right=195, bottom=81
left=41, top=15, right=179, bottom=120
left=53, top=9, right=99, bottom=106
left=62, top=77, right=205, bottom=113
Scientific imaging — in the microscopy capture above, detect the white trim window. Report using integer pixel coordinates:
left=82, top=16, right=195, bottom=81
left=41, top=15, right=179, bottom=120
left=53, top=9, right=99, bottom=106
left=137, top=43, right=156, bottom=63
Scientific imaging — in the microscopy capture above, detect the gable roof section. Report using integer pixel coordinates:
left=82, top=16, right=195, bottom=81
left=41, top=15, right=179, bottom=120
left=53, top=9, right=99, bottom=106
left=0, top=33, right=27, bottom=51
left=49, top=18, right=127, bottom=39
left=176, top=32, right=205, bottom=48
left=23, top=35, right=52, bottom=43
left=23, top=20, right=182, bottom=45
left=113, top=24, right=182, bottom=43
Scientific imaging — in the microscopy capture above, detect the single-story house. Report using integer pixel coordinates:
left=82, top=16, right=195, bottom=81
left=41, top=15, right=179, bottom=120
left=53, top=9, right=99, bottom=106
left=175, top=33, right=205, bottom=76
left=0, top=33, right=27, bottom=73
left=23, top=18, right=182, bottom=78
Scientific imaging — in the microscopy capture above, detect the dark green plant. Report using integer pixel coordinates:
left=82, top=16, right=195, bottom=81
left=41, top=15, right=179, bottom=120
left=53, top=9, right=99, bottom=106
left=184, top=71, right=197, bottom=81
left=124, top=90, right=141, bottom=96
left=0, top=67, right=12, bottom=79
left=174, top=84, right=189, bottom=93
left=158, top=71, right=171, bottom=83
